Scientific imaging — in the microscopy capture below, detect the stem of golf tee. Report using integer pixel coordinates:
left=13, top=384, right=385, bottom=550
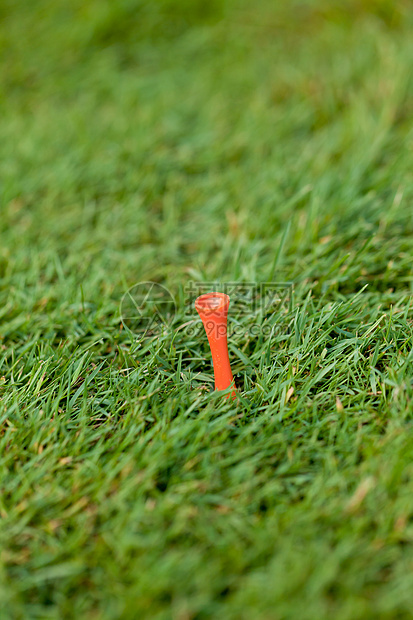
left=195, top=292, right=237, bottom=399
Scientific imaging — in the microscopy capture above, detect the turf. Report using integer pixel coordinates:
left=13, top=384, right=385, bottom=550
left=1, top=0, right=413, bottom=618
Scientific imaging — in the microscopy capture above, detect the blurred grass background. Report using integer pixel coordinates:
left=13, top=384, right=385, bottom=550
left=1, top=0, right=413, bottom=618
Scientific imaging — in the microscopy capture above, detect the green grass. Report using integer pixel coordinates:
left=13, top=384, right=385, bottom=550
left=1, top=0, right=413, bottom=617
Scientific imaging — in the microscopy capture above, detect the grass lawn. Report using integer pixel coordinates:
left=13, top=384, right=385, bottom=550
left=1, top=0, right=413, bottom=618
